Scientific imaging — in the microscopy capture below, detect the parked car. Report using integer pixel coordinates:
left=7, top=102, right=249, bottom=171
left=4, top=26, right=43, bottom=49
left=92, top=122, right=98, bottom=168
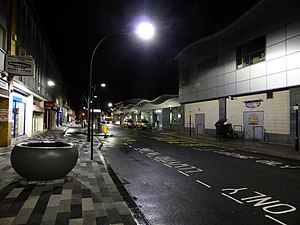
left=122, top=119, right=135, bottom=128
left=136, top=119, right=152, bottom=130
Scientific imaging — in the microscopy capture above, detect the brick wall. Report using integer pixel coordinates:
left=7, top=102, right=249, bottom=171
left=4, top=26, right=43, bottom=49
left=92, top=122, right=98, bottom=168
left=227, top=90, right=290, bottom=135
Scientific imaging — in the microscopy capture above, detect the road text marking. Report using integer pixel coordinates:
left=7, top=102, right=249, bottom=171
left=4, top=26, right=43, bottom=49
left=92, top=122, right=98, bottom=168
left=178, top=171, right=189, bottom=176
left=265, top=215, right=287, bottom=225
left=196, top=180, right=211, bottom=188
left=221, top=193, right=243, bottom=204
left=221, top=187, right=296, bottom=225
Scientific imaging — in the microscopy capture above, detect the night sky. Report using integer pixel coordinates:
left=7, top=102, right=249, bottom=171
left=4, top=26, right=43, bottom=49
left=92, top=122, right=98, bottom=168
left=31, top=0, right=260, bottom=112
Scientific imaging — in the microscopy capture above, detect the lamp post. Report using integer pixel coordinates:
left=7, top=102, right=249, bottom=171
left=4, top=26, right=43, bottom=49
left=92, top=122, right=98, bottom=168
left=87, top=21, right=155, bottom=160
left=294, top=104, right=299, bottom=151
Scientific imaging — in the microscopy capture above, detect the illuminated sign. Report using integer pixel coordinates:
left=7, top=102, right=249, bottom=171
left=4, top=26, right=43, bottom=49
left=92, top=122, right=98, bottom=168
left=244, top=100, right=262, bottom=109
left=44, top=101, right=54, bottom=107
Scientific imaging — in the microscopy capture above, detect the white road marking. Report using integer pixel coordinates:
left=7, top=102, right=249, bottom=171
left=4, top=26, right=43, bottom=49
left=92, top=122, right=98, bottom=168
left=265, top=215, right=287, bottom=225
left=221, top=193, right=243, bottom=204
left=196, top=180, right=211, bottom=188
left=178, top=171, right=189, bottom=177
left=185, top=168, right=203, bottom=173
left=164, top=163, right=172, bottom=168
left=193, top=147, right=216, bottom=151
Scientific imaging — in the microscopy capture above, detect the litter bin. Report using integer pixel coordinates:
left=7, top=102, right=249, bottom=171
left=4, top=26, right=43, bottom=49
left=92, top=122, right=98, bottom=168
left=215, top=119, right=227, bottom=137
left=215, top=119, right=238, bottom=138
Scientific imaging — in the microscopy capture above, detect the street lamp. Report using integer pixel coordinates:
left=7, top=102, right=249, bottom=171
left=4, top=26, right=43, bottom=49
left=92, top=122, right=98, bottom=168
left=47, top=80, right=55, bottom=87
left=87, top=20, right=155, bottom=160
left=47, top=80, right=88, bottom=107
left=136, top=22, right=155, bottom=40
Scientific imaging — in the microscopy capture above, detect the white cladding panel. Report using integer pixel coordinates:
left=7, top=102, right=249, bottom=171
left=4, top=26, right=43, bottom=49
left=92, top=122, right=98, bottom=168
left=178, top=0, right=300, bottom=104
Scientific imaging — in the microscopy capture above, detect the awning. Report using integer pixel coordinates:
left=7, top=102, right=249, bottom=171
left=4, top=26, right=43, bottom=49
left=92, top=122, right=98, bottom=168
left=33, top=104, right=45, bottom=113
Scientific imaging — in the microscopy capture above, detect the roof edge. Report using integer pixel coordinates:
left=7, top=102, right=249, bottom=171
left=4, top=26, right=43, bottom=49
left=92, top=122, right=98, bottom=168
left=174, top=0, right=268, bottom=61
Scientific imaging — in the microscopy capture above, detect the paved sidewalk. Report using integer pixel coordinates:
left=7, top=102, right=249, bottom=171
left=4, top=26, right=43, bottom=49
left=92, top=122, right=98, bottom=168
left=0, top=126, right=136, bottom=225
left=158, top=130, right=300, bottom=161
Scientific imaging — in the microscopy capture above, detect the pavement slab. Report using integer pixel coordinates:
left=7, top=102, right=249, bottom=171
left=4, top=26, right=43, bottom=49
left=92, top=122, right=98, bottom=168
left=0, top=128, right=137, bottom=225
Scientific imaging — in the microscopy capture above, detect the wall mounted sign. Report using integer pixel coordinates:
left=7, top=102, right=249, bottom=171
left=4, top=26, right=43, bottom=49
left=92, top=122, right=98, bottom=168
left=247, top=113, right=260, bottom=125
left=244, top=100, right=262, bottom=109
left=5, top=55, right=34, bottom=76
left=44, top=101, right=54, bottom=108
left=0, top=109, right=8, bottom=122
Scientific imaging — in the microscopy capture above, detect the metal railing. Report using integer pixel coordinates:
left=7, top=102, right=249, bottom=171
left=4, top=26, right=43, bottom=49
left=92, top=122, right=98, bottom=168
left=16, top=76, right=51, bottom=100
left=253, top=126, right=264, bottom=141
left=196, top=124, right=205, bottom=135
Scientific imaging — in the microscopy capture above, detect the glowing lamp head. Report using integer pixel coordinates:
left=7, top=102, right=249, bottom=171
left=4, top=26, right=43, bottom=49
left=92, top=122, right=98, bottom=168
left=136, top=22, right=155, bottom=40
left=47, top=80, right=55, bottom=86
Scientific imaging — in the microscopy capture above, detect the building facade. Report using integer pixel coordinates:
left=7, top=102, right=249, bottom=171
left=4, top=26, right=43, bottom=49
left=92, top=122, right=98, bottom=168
left=0, top=0, right=72, bottom=147
left=114, top=95, right=182, bottom=131
left=175, top=0, right=300, bottom=144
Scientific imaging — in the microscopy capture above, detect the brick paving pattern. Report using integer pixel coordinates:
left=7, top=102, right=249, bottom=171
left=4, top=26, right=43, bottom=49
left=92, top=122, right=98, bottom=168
left=0, top=130, right=136, bottom=225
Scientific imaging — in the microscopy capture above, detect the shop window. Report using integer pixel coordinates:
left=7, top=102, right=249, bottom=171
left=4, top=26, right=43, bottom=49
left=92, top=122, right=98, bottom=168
left=12, top=100, right=26, bottom=137
left=236, top=36, right=266, bottom=69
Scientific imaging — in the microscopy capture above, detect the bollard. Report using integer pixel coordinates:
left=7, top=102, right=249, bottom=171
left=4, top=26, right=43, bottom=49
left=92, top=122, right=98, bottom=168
left=103, top=124, right=108, bottom=138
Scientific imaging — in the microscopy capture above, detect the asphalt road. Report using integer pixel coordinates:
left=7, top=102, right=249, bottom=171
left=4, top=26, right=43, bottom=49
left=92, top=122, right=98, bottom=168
left=81, top=125, right=300, bottom=225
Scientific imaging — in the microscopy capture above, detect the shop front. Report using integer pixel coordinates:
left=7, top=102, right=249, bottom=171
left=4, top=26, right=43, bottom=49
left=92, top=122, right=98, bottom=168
left=32, top=99, right=45, bottom=133
left=0, top=72, right=11, bottom=147
left=44, top=101, right=58, bottom=130
left=11, top=94, right=26, bottom=138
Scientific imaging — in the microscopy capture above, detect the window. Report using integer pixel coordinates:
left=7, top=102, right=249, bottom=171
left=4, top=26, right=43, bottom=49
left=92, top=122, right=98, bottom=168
left=236, top=36, right=266, bottom=69
left=12, top=100, right=26, bottom=137
left=0, top=25, right=6, bottom=50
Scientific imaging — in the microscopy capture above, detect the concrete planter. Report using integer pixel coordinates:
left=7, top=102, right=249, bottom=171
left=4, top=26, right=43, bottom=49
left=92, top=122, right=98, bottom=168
left=11, top=141, right=78, bottom=181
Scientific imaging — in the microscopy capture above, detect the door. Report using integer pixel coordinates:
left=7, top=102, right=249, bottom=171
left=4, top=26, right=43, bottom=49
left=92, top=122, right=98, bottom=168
left=243, top=111, right=264, bottom=141
left=195, top=113, right=205, bottom=135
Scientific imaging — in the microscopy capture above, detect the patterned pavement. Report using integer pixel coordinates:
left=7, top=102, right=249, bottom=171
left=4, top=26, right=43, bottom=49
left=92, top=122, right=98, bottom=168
left=0, top=128, right=136, bottom=225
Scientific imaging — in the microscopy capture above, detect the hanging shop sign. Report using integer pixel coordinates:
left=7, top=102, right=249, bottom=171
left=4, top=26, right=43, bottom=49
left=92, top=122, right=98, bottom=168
left=5, top=55, right=34, bottom=76
left=244, top=100, right=262, bottom=109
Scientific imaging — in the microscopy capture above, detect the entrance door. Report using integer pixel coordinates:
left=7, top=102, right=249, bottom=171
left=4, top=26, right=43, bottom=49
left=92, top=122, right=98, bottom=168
left=243, top=111, right=264, bottom=141
left=195, top=113, right=205, bottom=135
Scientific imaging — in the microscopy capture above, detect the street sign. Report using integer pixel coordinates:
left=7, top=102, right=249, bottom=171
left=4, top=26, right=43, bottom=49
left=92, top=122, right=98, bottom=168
left=5, top=55, right=34, bottom=76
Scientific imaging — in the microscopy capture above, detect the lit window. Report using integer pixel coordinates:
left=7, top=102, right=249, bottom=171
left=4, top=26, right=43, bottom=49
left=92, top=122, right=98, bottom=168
left=236, top=36, right=266, bottom=69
